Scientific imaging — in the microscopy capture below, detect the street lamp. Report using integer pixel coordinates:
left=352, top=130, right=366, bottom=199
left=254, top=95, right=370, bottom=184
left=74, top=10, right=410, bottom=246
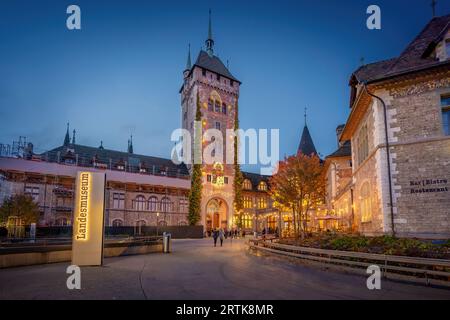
left=156, top=212, right=160, bottom=237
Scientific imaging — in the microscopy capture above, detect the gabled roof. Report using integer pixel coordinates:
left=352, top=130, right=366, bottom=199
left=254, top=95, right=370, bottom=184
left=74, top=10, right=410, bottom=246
left=41, top=143, right=189, bottom=177
left=242, top=171, right=271, bottom=192
left=193, top=50, right=240, bottom=83
left=350, top=14, right=450, bottom=85
left=297, top=125, right=317, bottom=156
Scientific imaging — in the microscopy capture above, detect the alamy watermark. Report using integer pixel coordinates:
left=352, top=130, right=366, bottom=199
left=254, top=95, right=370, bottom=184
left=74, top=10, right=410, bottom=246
left=66, top=265, right=81, bottom=290
left=170, top=123, right=279, bottom=175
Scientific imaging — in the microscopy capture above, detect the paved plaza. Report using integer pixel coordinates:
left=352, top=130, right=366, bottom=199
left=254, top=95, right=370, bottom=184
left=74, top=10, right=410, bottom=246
left=0, top=238, right=449, bottom=300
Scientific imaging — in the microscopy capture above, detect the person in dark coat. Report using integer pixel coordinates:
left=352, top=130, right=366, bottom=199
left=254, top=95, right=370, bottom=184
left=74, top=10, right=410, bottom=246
left=212, top=229, right=219, bottom=247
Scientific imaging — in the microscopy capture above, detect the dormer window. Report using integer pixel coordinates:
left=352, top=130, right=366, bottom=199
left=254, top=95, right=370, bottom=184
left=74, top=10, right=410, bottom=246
left=243, top=179, right=252, bottom=190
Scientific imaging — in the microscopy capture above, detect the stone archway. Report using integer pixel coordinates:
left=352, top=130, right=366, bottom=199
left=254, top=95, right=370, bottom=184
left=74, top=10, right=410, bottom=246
left=205, top=198, right=228, bottom=231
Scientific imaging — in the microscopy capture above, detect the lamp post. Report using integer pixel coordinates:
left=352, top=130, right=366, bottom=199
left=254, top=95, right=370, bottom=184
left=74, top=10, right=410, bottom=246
left=156, top=212, right=160, bottom=237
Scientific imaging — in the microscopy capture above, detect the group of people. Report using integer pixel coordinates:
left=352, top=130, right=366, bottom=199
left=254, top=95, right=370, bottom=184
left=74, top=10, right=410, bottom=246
left=209, top=228, right=247, bottom=247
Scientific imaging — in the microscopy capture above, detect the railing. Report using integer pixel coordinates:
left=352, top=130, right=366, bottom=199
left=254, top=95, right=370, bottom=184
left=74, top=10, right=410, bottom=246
left=0, top=153, right=190, bottom=180
left=248, top=239, right=450, bottom=286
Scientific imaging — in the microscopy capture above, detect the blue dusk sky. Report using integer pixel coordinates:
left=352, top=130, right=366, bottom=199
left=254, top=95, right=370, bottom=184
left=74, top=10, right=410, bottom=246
left=1, top=0, right=449, bottom=173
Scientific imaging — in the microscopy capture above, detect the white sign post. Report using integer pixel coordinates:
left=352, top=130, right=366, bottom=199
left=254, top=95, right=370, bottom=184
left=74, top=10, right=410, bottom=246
left=71, top=171, right=106, bottom=266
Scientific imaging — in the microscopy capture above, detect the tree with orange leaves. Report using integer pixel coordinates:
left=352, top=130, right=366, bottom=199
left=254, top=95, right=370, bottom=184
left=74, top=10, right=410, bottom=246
left=269, top=153, right=325, bottom=238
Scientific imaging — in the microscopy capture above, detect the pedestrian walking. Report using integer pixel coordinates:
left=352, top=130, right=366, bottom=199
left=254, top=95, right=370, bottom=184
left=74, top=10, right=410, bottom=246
left=212, top=229, right=219, bottom=247
left=219, top=228, right=225, bottom=247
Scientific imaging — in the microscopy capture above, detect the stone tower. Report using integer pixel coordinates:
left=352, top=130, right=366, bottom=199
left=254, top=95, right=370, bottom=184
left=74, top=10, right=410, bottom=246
left=180, top=11, right=241, bottom=232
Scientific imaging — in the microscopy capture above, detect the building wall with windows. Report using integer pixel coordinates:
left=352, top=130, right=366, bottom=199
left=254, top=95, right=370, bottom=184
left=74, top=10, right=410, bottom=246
left=0, top=158, right=190, bottom=227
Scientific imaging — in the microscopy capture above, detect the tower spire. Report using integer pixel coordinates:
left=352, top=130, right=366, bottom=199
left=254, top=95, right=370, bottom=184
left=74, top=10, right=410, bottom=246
left=304, top=107, right=307, bottom=127
left=128, top=134, right=134, bottom=154
left=431, top=0, right=437, bottom=17
left=186, top=43, right=192, bottom=71
left=72, top=129, right=76, bottom=145
left=64, top=122, right=70, bottom=146
left=205, top=9, right=214, bottom=57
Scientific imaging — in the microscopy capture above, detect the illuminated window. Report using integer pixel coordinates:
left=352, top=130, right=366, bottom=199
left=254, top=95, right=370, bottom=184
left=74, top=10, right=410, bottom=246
left=148, top=196, right=158, bottom=212
left=441, top=95, right=450, bottom=136
left=134, top=195, right=146, bottom=211
left=243, top=179, right=252, bottom=190
left=243, top=196, right=252, bottom=209
left=113, top=193, right=125, bottom=209
left=55, top=217, right=69, bottom=226
left=112, top=219, right=123, bottom=227
left=357, top=124, right=369, bottom=166
left=242, top=215, right=253, bottom=229
left=257, top=181, right=268, bottom=191
left=360, top=182, right=372, bottom=223
left=161, top=197, right=172, bottom=213
left=258, top=197, right=267, bottom=209
left=24, top=186, right=39, bottom=202
left=267, top=216, right=277, bottom=230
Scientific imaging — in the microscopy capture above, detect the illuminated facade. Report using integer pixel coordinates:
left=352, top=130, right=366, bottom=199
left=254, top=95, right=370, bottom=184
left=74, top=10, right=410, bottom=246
left=336, top=15, right=450, bottom=238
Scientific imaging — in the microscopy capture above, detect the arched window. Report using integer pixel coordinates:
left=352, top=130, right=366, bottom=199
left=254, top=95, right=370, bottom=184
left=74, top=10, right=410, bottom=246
left=112, top=219, right=123, bottom=227
left=178, top=221, right=188, bottom=226
left=134, top=195, right=146, bottom=211
left=243, top=179, right=252, bottom=190
left=222, top=103, right=227, bottom=114
left=148, top=196, right=158, bottom=212
left=258, top=181, right=268, bottom=191
left=135, top=219, right=146, bottom=235
left=360, top=182, right=372, bottom=223
left=158, top=220, right=168, bottom=226
left=208, top=99, right=213, bottom=111
left=161, top=197, right=172, bottom=213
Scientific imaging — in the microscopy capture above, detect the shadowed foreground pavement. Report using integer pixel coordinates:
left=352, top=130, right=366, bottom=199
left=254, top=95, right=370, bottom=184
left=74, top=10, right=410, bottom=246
left=0, top=238, right=449, bottom=300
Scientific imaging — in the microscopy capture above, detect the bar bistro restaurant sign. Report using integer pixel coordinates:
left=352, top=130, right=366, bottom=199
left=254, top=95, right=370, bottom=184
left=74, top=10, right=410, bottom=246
left=72, top=171, right=106, bottom=266
left=410, top=178, right=448, bottom=194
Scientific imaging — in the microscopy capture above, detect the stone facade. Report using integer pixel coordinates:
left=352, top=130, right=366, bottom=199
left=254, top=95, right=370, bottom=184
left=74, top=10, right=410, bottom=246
left=181, top=55, right=239, bottom=231
left=347, top=75, right=450, bottom=238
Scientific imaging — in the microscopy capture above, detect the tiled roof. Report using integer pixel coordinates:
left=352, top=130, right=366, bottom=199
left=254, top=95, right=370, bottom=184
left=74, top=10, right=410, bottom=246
left=326, top=141, right=351, bottom=159
left=40, top=143, right=189, bottom=178
left=193, top=50, right=240, bottom=83
left=351, top=14, right=450, bottom=84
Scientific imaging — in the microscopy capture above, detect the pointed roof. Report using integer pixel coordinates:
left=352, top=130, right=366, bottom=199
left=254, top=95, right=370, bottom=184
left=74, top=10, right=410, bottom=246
left=185, top=44, right=192, bottom=71
left=194, top=50, right=240, bottom=82
left=350, top=14, right=450, bottom=85
left=297, top=125, right=317, bottom=156
left=64, top=123, right=70, bottom=146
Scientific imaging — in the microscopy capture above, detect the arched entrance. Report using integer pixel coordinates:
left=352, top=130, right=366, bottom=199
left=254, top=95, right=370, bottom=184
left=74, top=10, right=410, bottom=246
left=206, top=198, right=228, bottom=231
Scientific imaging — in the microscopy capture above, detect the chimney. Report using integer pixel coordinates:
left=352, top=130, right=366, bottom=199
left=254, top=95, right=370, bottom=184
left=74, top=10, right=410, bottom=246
left=336, top=124, right=345, bottom=147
